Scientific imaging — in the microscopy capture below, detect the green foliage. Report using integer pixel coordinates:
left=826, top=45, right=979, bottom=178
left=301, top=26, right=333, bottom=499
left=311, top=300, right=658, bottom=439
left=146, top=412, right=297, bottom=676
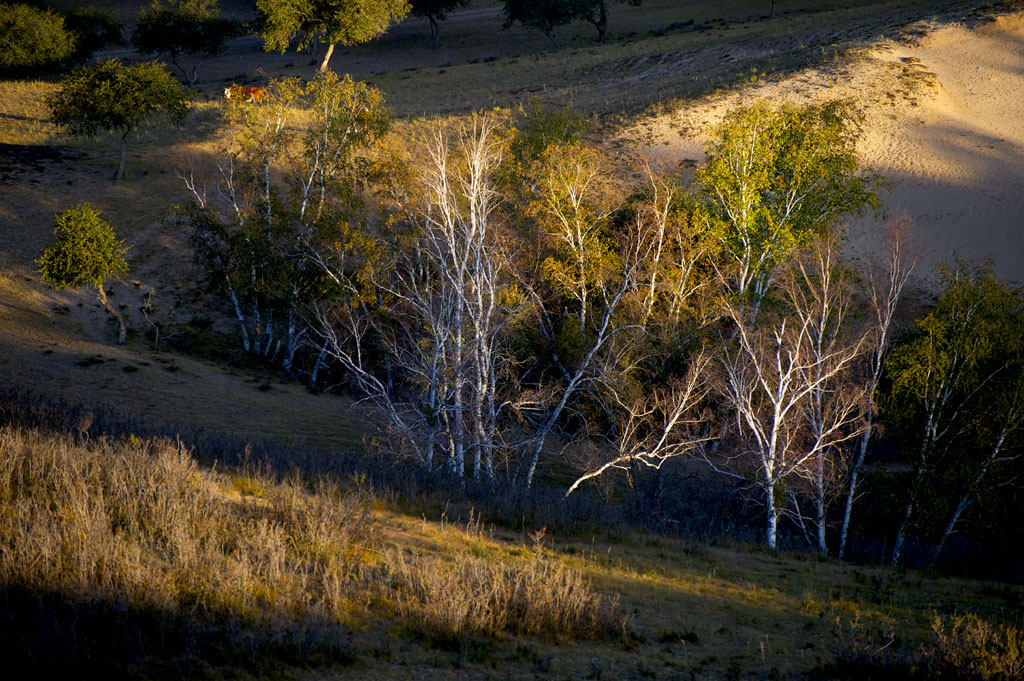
left=694, top=100, right=878, bottom=306
left=257, top=0, right=409, bottom=68
left=409, top=0, right=470, bottom=21
left=47, top=59, right=190, bottom=179
left=133, top=1, right=240, bottom=84
left=887, top=259, right=1020, bottom=418
left=0, top=3, right=76, bottom=69
left=64, top=7, right=124, bottom=64
left=47, top=58, right=190, bottom=138
left=884, top=258, right=1024, bottom=557
left=36, top=205, right=128, bottom=292
left=502, top=0, right=640, bottom=47
left=509, top=98, right=590, bottom=168
left=502, top=0, right=592, bottom=49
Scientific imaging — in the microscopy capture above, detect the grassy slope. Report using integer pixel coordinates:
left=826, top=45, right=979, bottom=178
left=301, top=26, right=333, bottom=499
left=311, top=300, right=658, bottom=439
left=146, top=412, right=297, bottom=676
left=3, top=425, right=1020, bottom=680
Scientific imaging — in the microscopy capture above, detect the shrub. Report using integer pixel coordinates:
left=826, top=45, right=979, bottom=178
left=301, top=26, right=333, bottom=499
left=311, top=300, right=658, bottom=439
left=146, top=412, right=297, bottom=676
left=931, top=614, right=1024, bottom=681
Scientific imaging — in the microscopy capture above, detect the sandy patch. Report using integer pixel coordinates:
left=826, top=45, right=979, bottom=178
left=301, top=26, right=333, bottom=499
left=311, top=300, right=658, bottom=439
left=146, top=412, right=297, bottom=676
left=621, top=13, right=1024, bottom=285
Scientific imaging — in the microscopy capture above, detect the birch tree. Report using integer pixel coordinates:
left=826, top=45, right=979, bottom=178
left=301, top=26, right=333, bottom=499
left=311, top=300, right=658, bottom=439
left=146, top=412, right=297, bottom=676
left=564, top=349, right=712, bottom=496
left=784, top=238, right=868, bottom=553
left=886, top=259, right=1019, bottom=565
left=929, top=367, right=1024, bottom=567
left=694, top=101, right=877, bottom=316
left=714, top=272, right=866, bottom=549
left=313, top=115, right=518, bottom=482
left=513, top=142, right=655, bottom=487
left=837, top=219, right=915, bottom=558
left=185, top=74, right=389, bottom=373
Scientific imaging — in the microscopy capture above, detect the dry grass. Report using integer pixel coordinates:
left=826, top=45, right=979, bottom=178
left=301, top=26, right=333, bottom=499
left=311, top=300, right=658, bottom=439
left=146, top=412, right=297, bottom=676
left=1, top=422, right=1021, bottom=679
left=388, top=540, right=627, bottom=643
left=0, top=426, right=624, bottom=677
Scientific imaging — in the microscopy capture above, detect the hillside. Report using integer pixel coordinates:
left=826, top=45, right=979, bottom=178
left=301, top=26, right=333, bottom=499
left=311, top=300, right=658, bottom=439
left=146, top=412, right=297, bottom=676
left=3, top=425, right=1021, bottom=680
left=2, top=1, right=1024, bottom=678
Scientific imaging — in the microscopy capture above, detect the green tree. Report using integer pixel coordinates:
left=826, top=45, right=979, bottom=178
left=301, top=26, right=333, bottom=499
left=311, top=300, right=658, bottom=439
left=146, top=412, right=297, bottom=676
left=885, top=258, right=1022, bottom=566
left=256, top=0, right=409, bottom=72
left=36, top=205, right=130, bottom=344
left=409, top=0, right=469, bottom=48
left=133, top=0, right=240, bottom=85
left=0, top=3, right=75, bottom=70
left=502, top=0, right=589, bottom=50
left=64, top=7, right=124, bottom=64
left=585, top=0, right=641, bottom=44
left=694, top=100, right=878, bottom=315
left=47, top=59, right=190, bottom=180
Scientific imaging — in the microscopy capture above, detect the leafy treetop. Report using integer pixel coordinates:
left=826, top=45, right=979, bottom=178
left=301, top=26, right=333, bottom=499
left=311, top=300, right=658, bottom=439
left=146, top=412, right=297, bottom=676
left=257, top=0, right=410, bottom=72
left=37, top=205, right=129, bottom=291
left=47, top=59, right=190, bottom=179
left=694, top=100, right=878, bottom=308
left=0, top=3, right=76, bottom=69
left=64, top=8, right=125, bottom=64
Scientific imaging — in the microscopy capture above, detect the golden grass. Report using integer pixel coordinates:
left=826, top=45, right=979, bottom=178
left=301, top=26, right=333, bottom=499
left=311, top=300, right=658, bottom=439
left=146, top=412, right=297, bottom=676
left=1, top=425, right=1021, bottom=679
left=0, top=426, right=625, bottom=677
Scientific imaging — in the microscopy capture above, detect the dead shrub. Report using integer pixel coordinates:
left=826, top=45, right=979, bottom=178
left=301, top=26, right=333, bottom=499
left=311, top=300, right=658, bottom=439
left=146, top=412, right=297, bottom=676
left=931, top=614, right=1024, bottom=681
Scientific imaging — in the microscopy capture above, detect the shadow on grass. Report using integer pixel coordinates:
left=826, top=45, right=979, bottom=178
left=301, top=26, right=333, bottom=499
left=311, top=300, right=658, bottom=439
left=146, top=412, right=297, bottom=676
left=0, top=584, right=357, bottom=680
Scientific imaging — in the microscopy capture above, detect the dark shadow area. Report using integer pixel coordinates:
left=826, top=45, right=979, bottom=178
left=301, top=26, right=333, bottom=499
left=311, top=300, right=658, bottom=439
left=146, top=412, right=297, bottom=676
left=0, top=583, right=357, bottom=681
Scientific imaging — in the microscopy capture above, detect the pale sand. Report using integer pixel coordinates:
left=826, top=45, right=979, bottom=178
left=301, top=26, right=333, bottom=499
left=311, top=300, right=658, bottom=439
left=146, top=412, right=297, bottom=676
left=619, top=13, right=1024, bottom=285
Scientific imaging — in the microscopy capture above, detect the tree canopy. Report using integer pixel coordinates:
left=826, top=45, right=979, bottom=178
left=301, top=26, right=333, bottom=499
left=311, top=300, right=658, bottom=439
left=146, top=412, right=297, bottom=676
left=502, top=0, right=640, bottom=48
left=694, top=100, right=878, bottom=311
left=64, top=7, right=124, bottom=64
left=0, top=3, right=76, bottom=70
left=133, top=0, right=240, bottom=85
left=36, top=205, right=130, bottom=344
left=47, top=59, right=190, bottom=180
left=257, top=0, right=409, bottom=72
left=502, top=0, right=589, bottom=50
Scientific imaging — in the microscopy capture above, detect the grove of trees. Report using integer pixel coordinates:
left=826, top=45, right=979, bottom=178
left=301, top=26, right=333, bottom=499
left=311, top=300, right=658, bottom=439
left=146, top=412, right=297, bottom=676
left=175, top=76, right=1022, bottom=565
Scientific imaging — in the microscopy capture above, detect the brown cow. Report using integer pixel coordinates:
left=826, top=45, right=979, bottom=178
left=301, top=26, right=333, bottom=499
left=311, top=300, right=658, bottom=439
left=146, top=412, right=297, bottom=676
left=223, top=86, right=265, bottom=103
